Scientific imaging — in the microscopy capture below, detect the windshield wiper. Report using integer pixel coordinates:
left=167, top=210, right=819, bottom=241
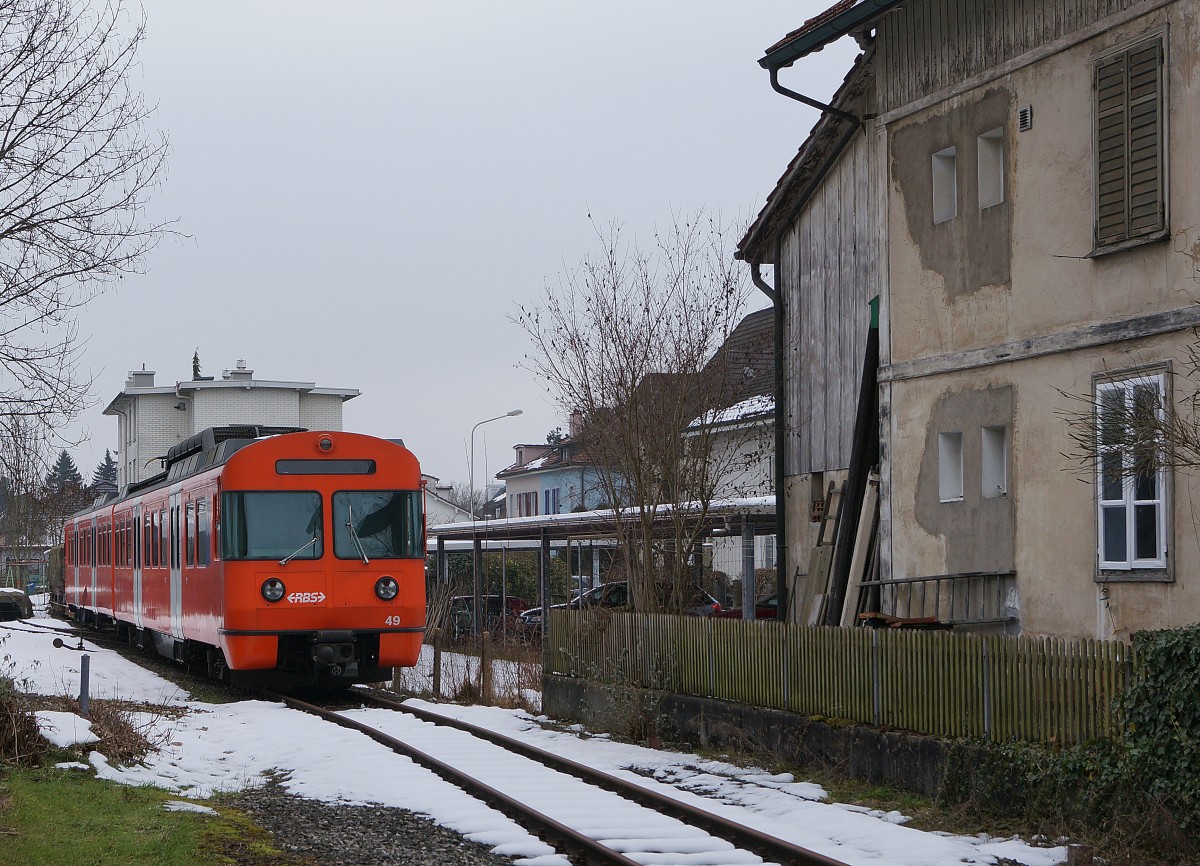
left=345, top=504, right=370, bottom=564
left=279, top=534, right=319, bottom=566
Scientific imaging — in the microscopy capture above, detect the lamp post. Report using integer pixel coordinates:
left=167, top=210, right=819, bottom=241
left=470, top=409, right=522, bottom=635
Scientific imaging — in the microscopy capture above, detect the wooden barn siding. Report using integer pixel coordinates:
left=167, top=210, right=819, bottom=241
left=548, top=610, right=1134, bottom=746
left=877, top=0, right=1140, bottom=113
left=782, top=131, right=879, bottom=476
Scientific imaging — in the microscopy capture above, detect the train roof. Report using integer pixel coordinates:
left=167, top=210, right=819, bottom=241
left=122, top=425, right=308, bottom=498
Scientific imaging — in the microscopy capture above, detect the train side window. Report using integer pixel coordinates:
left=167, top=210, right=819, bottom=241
left=185, top=502, right=195, bottom=567
left=161, top=508, right=168, bottom=567
left=197, top=500, right=210, bottom=566
left=144, top=513, right=152, bottom=567
left=151, top=510, right=160, bottom=567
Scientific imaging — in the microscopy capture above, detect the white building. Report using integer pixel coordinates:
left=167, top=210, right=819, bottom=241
left=103, top=360, right=359, bottom=487
left=422, top=475, right=473, bottom=526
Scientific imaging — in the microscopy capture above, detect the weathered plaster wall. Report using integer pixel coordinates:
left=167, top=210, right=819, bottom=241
left=889, top=331, right=1200, bottom=640
left=890, top=88, right=1012, bottom=301
left=883, top=5, right=1200, bottom=638
left=913, top=384, right=1015, bottom=576
left=887, top=5, right=1198, bottom=368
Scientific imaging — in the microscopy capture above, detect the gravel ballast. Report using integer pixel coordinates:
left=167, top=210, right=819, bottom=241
left=224, top=776, right=517, bottom=866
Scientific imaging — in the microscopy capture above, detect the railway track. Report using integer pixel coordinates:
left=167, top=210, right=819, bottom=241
left=273, top=690, right=853, bottom=866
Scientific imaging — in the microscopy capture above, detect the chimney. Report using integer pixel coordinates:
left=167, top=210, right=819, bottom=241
left=569, top=410, right=583, bottom=438
left=223, top=359, right=254, bottom=382
left=126, top=369, right=156, bottom=389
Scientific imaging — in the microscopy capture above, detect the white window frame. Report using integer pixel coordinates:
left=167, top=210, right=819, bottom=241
left=932, top=146, right=958, bottom=224
left=1096, top=373, right=1167, bottom=571
left=977, top=128, right=1004, bottom=209
left=938, top=431, right=964, bottom=502
left=981, top=425, right=1007, bottom=498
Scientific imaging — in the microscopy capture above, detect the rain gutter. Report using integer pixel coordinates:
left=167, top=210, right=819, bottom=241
left=751, top=261, right=788, bottom=620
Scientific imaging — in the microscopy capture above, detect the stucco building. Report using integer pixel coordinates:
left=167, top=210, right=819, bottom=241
left=745, top=0, right=1200, bottom=639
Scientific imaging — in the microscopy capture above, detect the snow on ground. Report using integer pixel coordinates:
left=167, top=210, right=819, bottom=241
left=5, top=605, right=1066, bottom=866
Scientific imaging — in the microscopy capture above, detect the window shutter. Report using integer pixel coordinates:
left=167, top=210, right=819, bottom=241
left=1094, top=39, right=1164, bottom=248
left=1095, top=55, right=1129, bottom=246
left=1126, top=41, right=1163, bottom=237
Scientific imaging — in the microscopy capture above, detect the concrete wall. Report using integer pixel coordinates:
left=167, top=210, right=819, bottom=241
left=544, top=674, right=949, bottom=797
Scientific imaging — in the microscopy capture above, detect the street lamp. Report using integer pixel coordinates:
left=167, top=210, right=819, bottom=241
left=470, top=409, right=522, bottom=635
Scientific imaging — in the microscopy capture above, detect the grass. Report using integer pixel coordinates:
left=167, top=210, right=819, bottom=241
left=0, top=767, right=311, bottom=866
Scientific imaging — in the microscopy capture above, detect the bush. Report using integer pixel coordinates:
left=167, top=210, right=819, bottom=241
left=940, top=624, right=1200, bottom=859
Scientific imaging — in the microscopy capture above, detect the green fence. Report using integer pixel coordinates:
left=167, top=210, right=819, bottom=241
left=547, top=610, right=1135, bottom=745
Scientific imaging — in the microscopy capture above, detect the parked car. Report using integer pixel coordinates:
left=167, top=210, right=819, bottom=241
left=570, top=581, right=721, bottom=617
left=711, top=592, right=779, bottom=620
left=443, top=594, right=529, bottom=639
left=515, top=602, right=570, bottom=634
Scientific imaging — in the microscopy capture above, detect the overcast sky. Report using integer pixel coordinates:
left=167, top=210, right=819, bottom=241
left=67, top=2, right=857, bottom=487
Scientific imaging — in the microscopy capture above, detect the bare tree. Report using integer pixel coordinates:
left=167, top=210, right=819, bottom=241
left=0, top=0, right=168, bottom=432
left=441, top=481, right=486, bottom=518
left=0, top=415, right=51, bottom=562
left=515, top=213, right=757, bottom=613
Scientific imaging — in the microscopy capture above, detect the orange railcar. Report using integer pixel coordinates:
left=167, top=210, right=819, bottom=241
left=64, top=427, right=426, bottom=687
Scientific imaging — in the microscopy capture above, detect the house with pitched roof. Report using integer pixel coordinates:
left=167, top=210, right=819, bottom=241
left=746, top=0, right=1200, bottom=639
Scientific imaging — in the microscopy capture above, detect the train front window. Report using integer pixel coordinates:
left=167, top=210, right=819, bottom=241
left=221, top=491, right=323, bottom=561
left=332, top=491, right=422, bottom=560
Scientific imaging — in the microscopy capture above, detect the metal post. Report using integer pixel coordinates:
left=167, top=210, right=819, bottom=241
left=539, top=528, right=551, bottom=641
left=472, top=536, right=484, bottom=636
left=432, top=628, right=443, bottom=699
left=742, top=517, right=756, bottom=621
left=436, top=535, right=446, bottom=584
left=469, top=409, right=522, bottom=636
left=79, top=653, right=91, bottom=718
left=500, top=546, right=508, bottom=643
left=480, top=631, right=492, bottom=704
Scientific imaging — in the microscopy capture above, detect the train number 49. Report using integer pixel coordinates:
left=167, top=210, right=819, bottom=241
left=384, top=615, right=404, bottom=626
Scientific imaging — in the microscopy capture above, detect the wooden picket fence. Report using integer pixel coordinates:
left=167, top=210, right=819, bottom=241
left=546, top=610, right=1136, bottom=745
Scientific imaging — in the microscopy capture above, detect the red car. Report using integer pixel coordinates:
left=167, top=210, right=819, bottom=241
left=712, top=592, right=779, bottom=620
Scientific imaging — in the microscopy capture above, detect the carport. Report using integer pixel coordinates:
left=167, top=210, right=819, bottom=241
left=427, top=497, right=777, bottom=634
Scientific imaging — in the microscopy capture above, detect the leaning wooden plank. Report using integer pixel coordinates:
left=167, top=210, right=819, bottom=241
left=841, top=470, right=881, bottom=627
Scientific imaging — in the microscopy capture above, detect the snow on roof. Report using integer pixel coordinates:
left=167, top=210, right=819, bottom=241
left=689, top=394, right=775, bottom=430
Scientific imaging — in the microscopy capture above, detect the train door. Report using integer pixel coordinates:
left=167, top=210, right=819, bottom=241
left=89, top=516, right=98, bottom=612
left=132, top=503, right=143, bottom=630
left=169, top=490, right=183, bottom=639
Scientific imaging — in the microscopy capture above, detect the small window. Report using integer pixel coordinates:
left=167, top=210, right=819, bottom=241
left=932, top=146, right=958, bottom=223
left=982, top=426, right=1007, bottom=498
left=938, top=432, right=964, bottom=502
left=977, top=128, right=1004, bottom=208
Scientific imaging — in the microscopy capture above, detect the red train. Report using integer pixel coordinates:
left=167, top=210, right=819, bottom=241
left=63, top=427, right=427, bottom=688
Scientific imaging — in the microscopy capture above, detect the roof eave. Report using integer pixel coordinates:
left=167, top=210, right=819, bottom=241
left=759, top=0, right=905, bottom=68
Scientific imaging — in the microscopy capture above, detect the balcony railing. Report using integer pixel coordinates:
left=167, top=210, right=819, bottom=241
left=856, top=570, right=1017, bottom=630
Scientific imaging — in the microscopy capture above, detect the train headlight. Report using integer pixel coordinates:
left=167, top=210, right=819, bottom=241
left=375, top=576, right=399, bottom=601
left=261, top=578, right=286, bottom=602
